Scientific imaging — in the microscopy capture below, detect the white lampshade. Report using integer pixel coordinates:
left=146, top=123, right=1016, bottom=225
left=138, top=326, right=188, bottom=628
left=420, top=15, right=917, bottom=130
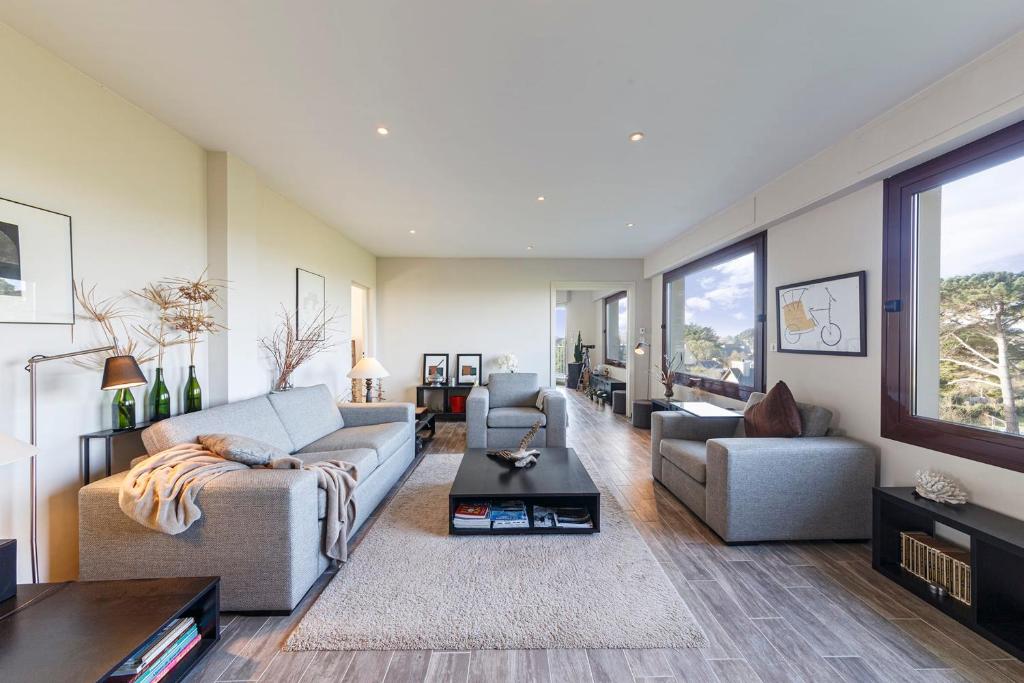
left=347, top=357, right=390, bottom=380
left=0, top=432, right=39, bottom=467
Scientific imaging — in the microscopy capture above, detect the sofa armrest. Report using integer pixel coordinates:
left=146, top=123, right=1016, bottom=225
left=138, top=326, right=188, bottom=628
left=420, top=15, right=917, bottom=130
left=704, top=436, right=876, bottom=542
left=541, top=390, right=567, bottom=447
left=339, top=402, right=414, bottom=427
left=467, top=386, right=489, bottom=448
left=79, top=468, right=321, bottom=612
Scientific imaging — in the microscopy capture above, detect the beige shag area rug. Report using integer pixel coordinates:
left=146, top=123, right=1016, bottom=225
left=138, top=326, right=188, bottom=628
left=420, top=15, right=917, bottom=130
left=286, top=453, right=707, bottom=651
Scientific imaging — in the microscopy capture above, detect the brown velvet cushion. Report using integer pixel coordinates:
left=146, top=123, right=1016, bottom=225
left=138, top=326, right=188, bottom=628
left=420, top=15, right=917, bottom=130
left=743, top=381, right=802, bottom=438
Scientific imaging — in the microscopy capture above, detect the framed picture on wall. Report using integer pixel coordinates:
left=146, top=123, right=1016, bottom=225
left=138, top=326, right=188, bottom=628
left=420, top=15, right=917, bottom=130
left=0, top=196, right=74, bottom=325
left=423, top=353, right=448, bottom=385
left=296, top=267, right=326, bottom=341
left=456, top=353, right=482, bottom=385
left=776, top=270, right=866, bottom=356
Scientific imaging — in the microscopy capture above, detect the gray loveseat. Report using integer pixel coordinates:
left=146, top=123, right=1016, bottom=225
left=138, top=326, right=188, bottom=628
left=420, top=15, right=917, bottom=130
left=466, top=373, right=567, bottom=449
left=652, top=392, right=875, bottom=543
left=79, top=384, right=415, bottom=612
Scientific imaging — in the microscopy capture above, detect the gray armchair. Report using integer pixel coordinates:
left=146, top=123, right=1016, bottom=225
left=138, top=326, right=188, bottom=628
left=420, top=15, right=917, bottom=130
left=651, top=392, right=875, bottom=543
left=467, top=373, right=567, bottom=449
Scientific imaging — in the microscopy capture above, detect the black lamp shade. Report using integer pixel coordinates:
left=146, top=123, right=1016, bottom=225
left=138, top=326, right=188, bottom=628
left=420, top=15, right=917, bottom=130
left=101, top=355, right=147, bottom=390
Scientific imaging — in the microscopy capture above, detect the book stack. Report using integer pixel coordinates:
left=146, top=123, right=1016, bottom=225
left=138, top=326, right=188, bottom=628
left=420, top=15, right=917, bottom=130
left=453, top=502, right=492, bottom=529
left=109, top=617, right=201, bottom=683
left=532, top=505, right=556, bottom=528
left=554, top=506, right=593, bottom=529
left=490, top=500, right=529, bottom=529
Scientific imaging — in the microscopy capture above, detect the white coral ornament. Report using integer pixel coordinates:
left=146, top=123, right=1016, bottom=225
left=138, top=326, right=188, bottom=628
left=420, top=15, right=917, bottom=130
left=915, top=470, right=968, bottom=505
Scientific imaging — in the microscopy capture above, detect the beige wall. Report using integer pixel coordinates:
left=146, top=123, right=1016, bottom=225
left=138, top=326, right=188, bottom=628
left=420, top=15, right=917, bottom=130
left=210, top=153, right=376, bottom=404
left=376, top=259, right=649, bottom=404
left=0, top=24, right=208, bottom=582
left=646, top=31, right=1024, bottom=519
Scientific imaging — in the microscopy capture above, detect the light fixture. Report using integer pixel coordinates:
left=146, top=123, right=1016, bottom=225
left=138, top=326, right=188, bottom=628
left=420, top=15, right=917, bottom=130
left=626, top=223, right=635, bottom=228
left=408, top=229, right=416, bottom=235
left=536, top=195, right=545, bottom=202
left=634, top=327, right=649, bottom=355
left=347, top=356, right=390, bottom=403
left=376, top=126, right=389, bottom=136
left=629, top=131, right=645, bottom=142
left=527, top=245, right=534, bottom=251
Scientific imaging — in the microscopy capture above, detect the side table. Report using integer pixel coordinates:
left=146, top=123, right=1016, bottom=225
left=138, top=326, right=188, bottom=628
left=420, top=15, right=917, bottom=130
left=80, top=423, right=150, bottom=485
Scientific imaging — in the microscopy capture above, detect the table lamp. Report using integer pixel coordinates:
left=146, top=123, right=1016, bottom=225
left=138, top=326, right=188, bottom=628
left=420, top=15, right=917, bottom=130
left=347, top=357, right=390, bottom=403
left=23, top=347, right=147, bottom=582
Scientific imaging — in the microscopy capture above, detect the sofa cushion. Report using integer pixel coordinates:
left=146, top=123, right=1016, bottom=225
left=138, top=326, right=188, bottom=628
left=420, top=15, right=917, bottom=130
left=293, top=447, right=379, bottom=478
left=298, top=423, right=409, bottom=463
left=487, top=407, right=546, bottom=428
left=141, top=395, right=294, bottom=455
left=742, top=387, right=834, bottom=438
left=660, top=439, right=708, bottom=484
left=267, top=385, right=344, bottom=450
left=198, top=433, right=289, bottom=466
left=488, top=373, right=541, bottom=408
left=744, top=381, right=802, bottom=438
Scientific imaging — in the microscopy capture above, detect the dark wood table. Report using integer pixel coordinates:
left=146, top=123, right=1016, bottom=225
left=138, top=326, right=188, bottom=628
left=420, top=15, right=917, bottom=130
left=0, top=576, right=219, bottom=683
left=449, top=448, right=600, bottom=535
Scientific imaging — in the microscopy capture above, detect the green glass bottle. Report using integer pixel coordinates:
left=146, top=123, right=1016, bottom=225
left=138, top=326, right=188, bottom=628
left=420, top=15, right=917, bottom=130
left=150, top=367, right=171, bottom=422
left=113, top=387, right=136, bottom=431
left=184, top=364, right=202, bottom=413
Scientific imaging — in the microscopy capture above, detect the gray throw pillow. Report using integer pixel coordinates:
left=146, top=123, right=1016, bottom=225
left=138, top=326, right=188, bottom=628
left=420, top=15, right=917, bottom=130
left=198, top=433, right=289, bottom=466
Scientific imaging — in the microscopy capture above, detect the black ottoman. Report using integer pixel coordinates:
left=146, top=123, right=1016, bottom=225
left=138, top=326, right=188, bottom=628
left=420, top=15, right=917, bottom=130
left=632, top=399, right=653, bottom=429
left=612, top=390, right=626, bottom=415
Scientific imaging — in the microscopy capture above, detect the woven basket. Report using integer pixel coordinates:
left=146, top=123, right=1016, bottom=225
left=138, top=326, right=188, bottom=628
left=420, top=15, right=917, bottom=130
left=900, top=531, right=971, bottom=606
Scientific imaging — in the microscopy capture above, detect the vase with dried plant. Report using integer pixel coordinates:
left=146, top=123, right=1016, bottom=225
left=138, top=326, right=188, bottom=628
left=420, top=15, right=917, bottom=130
left=74, top=282, right=155, bottom=429
left=259, top=306, right=338, bottom=392
left=164, top=273, right=226, bottom=413
left=659, top=352, right=683, bottom=400
left=133, top=283, right=187, bottom=421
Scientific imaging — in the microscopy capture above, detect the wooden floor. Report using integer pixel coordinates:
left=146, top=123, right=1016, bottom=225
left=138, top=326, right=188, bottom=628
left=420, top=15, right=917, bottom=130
left=185, top=390, right=1022, bottom=683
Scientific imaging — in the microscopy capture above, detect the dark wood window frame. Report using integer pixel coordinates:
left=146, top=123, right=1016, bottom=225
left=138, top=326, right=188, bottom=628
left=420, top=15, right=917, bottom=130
left=603, top=290, right=628, bottom=368
left=661, top=232, right=767, bottom=401
left=882, top=119, right=1024, bottom=473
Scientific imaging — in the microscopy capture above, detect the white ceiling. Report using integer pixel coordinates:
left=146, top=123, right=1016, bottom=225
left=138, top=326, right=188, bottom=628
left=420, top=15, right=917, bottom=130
left=2, top=2, right=1023, bottom=259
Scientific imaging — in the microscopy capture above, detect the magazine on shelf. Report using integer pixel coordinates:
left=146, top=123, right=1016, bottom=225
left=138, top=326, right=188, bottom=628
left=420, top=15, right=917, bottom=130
left=532, top=505, right=556, bottom=528
left=490, top=500, right=528, bottom=528
left=554, top=506, right=593, bottom=529
left=110, top=617, right=196, bottom=676
left=454, top=502, right=490, bottom=519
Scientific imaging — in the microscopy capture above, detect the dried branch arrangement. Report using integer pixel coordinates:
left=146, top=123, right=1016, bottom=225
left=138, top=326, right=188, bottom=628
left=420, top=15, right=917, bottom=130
left=163, top=273, right=227, bottom=366
left=259, top=305, right=338, bottom=391
left=660, top=352, right=683, bottom=398
left=74, top=281, right=155, bottom=368
left=132, top=283, right=188, bottom=367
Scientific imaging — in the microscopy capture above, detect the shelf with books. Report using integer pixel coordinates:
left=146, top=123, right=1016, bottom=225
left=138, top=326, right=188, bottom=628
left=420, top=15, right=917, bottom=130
left=450, top=498, right=599, bottom=535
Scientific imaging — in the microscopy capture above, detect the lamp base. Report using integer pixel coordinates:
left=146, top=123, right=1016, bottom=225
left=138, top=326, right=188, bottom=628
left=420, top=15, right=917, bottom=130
left=365, top=378, right=373, bottom=403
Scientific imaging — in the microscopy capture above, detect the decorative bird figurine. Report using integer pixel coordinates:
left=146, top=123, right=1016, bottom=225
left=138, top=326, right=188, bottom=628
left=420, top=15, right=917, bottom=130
left=487, top=420, right=543, bottom=468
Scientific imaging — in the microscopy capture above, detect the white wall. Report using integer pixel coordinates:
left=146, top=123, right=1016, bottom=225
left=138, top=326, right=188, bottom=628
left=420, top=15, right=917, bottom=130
left=0, top=23, right=207, bottom=582
left=645, top=30, right=1024, bottom=519
left=562, top=290, right=598, bottom=371
left=376, top=259, right=648, bottom=403
left=210, top=153, right=376, bottom=403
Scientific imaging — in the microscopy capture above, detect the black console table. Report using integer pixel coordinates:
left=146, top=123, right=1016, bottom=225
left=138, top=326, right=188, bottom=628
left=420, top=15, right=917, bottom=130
left=873, top=487, right=1024, bottom=660
left=0, top=577, right=219, bottom=683
left=587, top=374, right=625, bottom=406
left=416, top=384, right=474, bottom=421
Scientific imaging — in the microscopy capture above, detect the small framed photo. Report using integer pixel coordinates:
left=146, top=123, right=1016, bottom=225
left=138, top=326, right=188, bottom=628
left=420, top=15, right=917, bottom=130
left=776, top=270, right=866, bottom=356
left=456, top=354, right=482, bottom=385
left=423, top=353, right=449, bottom=385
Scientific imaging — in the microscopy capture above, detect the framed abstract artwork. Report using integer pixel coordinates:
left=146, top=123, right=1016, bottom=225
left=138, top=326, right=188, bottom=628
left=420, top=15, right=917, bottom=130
left=423, top=353, right=448, bottom=385
left=296, top=268, right=326, bottom=341
left=456, top=353, right=482, bottom=385
left=0, top=196, right=74, bottom=325
left=776, top=270, right=866, bottom=356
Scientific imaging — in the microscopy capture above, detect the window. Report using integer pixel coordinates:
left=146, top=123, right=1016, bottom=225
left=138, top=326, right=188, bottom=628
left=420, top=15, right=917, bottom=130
left=604, top=291, right=628, bottom=367
left=662, top=233, right=766, bottom=400
left=883, top=120, right=1024, bottom=472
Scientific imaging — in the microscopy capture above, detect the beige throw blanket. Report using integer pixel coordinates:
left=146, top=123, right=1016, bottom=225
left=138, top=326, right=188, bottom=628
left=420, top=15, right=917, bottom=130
left=118, top=443, right=359, bottom=561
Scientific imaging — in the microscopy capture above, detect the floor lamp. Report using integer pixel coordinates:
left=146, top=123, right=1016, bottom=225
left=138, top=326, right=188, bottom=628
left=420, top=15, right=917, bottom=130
left=24, top=346, right=147, bottom=583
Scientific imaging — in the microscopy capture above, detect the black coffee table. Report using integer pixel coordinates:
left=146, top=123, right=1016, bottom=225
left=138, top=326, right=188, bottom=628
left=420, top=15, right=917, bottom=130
left=448, top=448, right=601, bottom=535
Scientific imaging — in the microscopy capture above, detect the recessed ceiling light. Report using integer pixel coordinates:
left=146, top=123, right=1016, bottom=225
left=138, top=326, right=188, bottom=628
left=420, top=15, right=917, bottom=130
left=376, top=126, right=389, bottom=136
left=629, top=131, right=645, bottom=142
left=536, top=195, right=545, bottom=202
left=408, top=229, right=416, bottom=234
left=527, top=245, right=534, bottom=250
left=626, top=223, right=635, bottom=228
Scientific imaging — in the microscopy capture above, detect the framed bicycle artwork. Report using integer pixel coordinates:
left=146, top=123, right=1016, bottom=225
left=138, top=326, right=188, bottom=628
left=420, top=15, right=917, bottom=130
left=776, top=271, right=866, bottom=356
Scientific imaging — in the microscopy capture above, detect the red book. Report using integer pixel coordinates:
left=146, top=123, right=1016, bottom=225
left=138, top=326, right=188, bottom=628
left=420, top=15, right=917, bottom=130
left=454, top=503, right=489, bottom=519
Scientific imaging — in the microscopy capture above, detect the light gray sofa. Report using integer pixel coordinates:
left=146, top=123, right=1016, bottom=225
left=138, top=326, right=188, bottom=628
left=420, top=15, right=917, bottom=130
left=651, top=392, right=875, bottom=543
left=466, top=373, right=567, bottom=449
left=78, top=384, right=415, bottom=612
